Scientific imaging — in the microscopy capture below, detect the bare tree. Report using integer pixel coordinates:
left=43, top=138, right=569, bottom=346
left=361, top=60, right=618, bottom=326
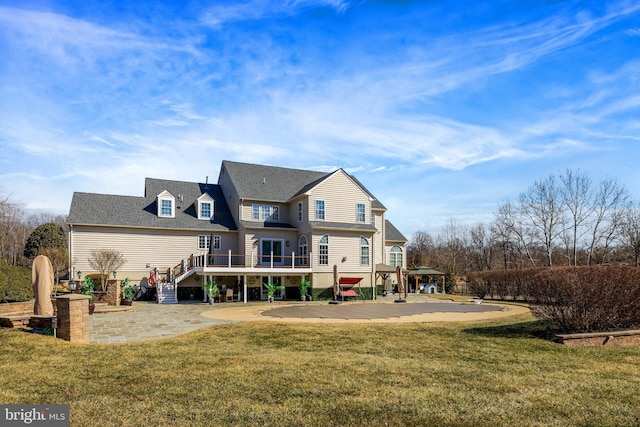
left=586, top=177, right=629, bottom=265
left=439, top=219, right=467, bottom=275
left=0, top=195, right=29, bottom=266
left=494, top=200, right=536, bottom=267
left=560, top=169, right=592, bottom=266
left=407, top=231, right=436, bottom=268
left=621, top=203, right=640, bottom=267
left=469, top=222, right=493, bottom=271
left=88, top=249, right=126, bottom=291
left=519, top=174, right=565, bottom=266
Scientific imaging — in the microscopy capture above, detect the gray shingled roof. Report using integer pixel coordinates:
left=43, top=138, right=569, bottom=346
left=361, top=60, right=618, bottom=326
left=385, top=220, right=407, bottom=242
left=220, top=160, right=386, bottom=210
left=221, top=160, right=328, bottom=202
left=68, top=178, right=237, bottom=231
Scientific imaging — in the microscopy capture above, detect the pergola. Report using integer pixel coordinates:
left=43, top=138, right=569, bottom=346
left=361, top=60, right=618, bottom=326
left=375, top=263, right=399, bottom=293
left=406, top=266, right=446, bottom=294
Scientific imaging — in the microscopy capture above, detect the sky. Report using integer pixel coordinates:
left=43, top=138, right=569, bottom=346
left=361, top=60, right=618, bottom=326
left=1, top=0, right=640, bottom=240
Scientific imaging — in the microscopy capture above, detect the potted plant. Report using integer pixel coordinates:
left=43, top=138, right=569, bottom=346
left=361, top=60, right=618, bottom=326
left=264, top=282, right=285, bottom=303
left=120, top=277, right=134, bottom=306
left=80, top=277, right=96, bottom=315
left=299, top=279, right=312, bottom=301
left=203, top=279, right=219, bottom=304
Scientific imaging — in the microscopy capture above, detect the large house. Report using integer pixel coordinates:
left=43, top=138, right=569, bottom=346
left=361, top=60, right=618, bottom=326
left=67, top=160, right=407, bottom=303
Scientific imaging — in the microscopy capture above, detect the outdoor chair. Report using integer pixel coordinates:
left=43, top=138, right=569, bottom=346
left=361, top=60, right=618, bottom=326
left=225, top=288, right=234, bottom=302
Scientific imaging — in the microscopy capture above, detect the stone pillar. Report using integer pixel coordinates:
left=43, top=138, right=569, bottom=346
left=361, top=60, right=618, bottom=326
left=106, top=280, right=121, bottom=306
left=55, top=294, right=91, bottom=343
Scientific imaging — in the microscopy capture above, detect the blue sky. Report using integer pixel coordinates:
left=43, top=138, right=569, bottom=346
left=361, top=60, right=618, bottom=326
left=1, top=0, right=640, bottom=239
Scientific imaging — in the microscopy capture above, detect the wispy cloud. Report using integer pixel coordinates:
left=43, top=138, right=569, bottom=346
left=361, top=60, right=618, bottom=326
left=200, top=0, right=359, bottom=27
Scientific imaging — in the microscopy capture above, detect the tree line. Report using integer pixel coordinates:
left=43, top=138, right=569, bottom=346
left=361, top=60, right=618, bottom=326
left=407, top=169, right=640, bottom=276
left=0, top=194, right=67, bottom=267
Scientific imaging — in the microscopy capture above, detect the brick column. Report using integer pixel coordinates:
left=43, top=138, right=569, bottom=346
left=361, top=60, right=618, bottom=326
left=55, top=294, right=91, bottom=343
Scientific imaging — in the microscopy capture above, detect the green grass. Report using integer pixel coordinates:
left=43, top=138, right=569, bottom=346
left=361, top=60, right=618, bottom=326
left=1, top=314, right=639, bottom=426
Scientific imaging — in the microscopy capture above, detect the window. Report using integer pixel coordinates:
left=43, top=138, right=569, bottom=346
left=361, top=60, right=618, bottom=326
left=198, top=235, right=221, bottom=250
left=157, top=191, right=175, bottom=218
left=198, top=198, right=214, bottom=220
left=356, top=203, right=366, bottom=222
left=261, top=239, right=283, bottom=264
left=298, top=235, right=308, bottom=266
left=390, top=245, right=403, bottom=267
left=319, top=235, right=328, bottom=265
left=201, top=202, right=211, bottom=218
left=315, top=200, right=325, bottom=220
left=161, top=199, right=173, bottom=216
left=198, top=235, right=210, bottom=250
left=360, top=236, right=370, bottom=265
left=298, top=202, right=303, bottom=222
left=252, top=204, right=279, bottom=221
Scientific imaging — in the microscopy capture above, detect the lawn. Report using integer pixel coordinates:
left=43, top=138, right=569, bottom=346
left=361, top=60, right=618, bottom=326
left=1, top=313, right=639, bottom=426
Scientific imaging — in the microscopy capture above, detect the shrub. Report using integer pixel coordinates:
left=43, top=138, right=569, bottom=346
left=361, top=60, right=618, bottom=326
left=529, top=266, right=640, bottom=333
left=0, top=265, right=33, bottom=303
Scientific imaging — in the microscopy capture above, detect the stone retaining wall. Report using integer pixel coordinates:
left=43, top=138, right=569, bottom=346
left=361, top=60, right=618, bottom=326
left=555, top=329, right=640, bottom=347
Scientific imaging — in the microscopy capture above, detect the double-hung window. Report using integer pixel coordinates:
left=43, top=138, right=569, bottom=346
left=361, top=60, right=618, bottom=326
left=356, top=203, right=366, bottom=223
left=157, top=190, right=175, bottom=218
left=315, top=200, right=325, bottom=220
left=298, top=202, right=303, bottom=222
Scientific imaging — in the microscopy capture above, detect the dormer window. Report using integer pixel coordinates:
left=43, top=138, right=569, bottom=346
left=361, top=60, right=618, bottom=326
left=197, top=194, right=214, bottom=220
left=157, top=191, right=175, bottom=218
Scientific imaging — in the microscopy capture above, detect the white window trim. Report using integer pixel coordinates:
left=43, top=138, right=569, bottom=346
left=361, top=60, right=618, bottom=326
left=197, top=195, right=214, bottom=220
left=158, top=191, right=175, bottom=218
left=315, top=200, right=325, bottom=220
left=198, top=235, right=221, bottom=250
left=356, top=203, right=366, bottom=223
left=252, top=204, right=280, bottom=222
left=318, top=234, right=329, bottom=265
left=360, top=236, right=370, bottom=266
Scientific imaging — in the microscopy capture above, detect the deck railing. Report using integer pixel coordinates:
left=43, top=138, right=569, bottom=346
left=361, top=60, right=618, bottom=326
left=172, top=251, right=312, bottom=282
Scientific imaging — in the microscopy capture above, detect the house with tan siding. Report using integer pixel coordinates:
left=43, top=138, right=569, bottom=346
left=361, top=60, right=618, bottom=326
left=68, top=160, right=407, bottom=303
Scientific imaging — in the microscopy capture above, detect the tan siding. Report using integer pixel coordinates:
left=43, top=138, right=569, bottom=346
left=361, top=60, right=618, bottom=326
left=310, top=171, right=371, bottom=224
left=70, top=226, right=237, bottom=277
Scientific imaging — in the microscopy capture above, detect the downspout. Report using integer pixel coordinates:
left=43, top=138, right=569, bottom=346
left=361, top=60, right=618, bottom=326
left=68, top=224, right=73, bottom=279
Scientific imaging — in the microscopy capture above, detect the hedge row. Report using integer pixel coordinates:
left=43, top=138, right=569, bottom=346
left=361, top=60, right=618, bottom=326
left=0, top=265, right=33, bottom=303
left=468, top=266, right=640, bottom=333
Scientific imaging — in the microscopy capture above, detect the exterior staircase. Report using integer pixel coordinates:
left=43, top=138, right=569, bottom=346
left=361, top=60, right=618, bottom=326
left=157, top=281, right=178, bottom=304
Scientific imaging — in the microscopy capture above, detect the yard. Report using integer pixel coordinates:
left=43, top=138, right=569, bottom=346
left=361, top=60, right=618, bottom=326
left=1, top=313, right=639, bottom=426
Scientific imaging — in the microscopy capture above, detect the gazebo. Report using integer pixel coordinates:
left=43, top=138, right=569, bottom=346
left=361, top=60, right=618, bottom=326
left=375, top=263, right=400, bottom=294
left=406, top=266, right=446, bottom=294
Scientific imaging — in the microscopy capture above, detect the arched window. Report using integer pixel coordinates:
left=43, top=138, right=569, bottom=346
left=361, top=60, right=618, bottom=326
left=360, top=236, right=370, bottom=265
left=299, top=235, right=308, bottom=266
left=390, top=245, right=403, bottom=267
left=319, top=235, right=329, bottom=265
